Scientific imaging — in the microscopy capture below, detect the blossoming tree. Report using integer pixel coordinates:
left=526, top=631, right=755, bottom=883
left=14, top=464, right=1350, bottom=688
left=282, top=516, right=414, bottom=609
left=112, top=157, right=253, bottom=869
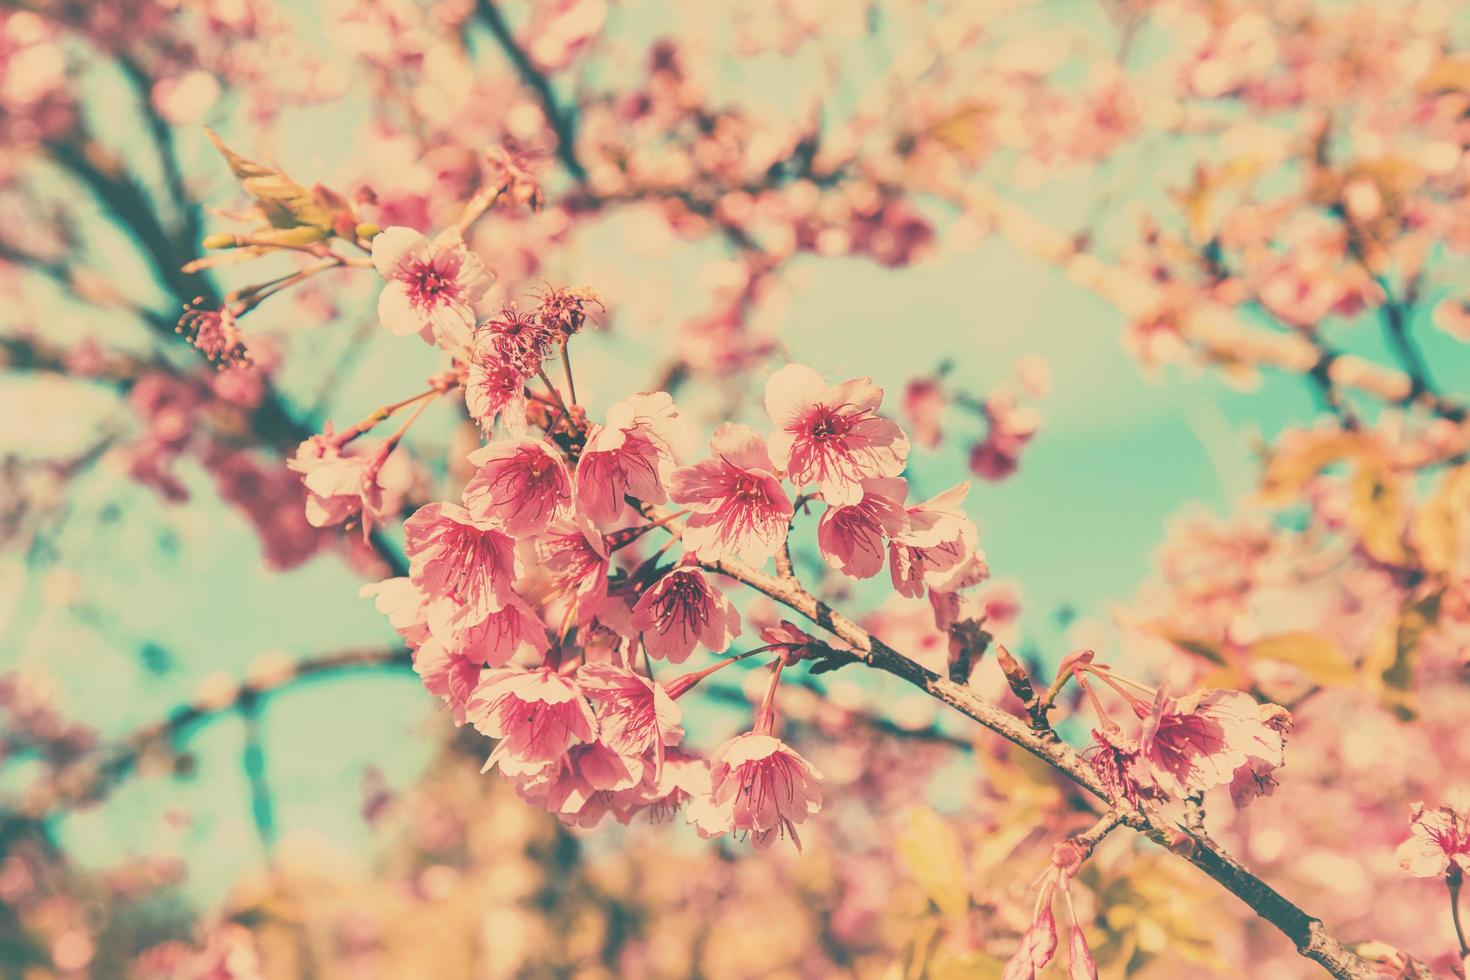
left=4, top=0, right=1470, bottom=977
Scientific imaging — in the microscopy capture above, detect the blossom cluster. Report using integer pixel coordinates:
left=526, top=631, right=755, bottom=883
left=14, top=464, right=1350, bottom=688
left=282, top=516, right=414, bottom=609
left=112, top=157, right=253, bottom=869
left=341, top=268, right=998, bottom=845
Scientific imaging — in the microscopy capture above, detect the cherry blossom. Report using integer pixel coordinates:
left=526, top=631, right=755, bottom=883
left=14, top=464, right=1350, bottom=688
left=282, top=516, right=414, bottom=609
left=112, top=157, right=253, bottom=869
left=403, top=502, right=522, bottom=627
left=1086, top=726, right=1162, bottom=808
left=371, top=226, right=490, bottom=350
left=576, top=663, right=684, bottom=771
left=901, top=377, right=946, bottom=450
left=575, top=392, right=678, bottom=524
left=618, top=748, right=710, bottom=823
left=478, top=304, right=557, bottom=372
left=765, top=363, right=909, bottom=506
left=359, top=577, right=429, bottom=647
left=468, top=667, right=598, bottom=766
left=1137, top=687, right=1288, bottom=799
left=969, top=390, right=1041, bottom=482
left=1397, top=796, right=1470, bottom=878
left=413, top=638, right=481, bottom=725
left=759, top=620, right=825, bottom=665
left=630, top=566, right=741, bottom=663
left=287, top=433, right=404, bottom=538
left=816, top=475, right=909, bottom=579
left=25, top=3, right=1470, bottom=971
left=689, top=732, right=823, bottom=851
left=465, top=347, right=530, bottom=435
left=670, top=423, right=793, bottom=564
left=426, top=593, right=548, bottom=667
left=538, top=514, right=611, bottom=627
left=888, top=482, right=978, bottom=598
left=462, top=438, right=572, bottom=535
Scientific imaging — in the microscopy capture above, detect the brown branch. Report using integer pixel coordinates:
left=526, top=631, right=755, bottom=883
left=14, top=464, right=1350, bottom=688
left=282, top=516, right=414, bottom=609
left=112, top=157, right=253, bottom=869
left=1068, top=808, right=1124, bottom=861
left=474, top=0, right=588, bottom=185
left=21, top=648, right=412, bottom=819
left=954, top=184, right=1465, bottom=425
left=695, top=550, right=1377, bottom=980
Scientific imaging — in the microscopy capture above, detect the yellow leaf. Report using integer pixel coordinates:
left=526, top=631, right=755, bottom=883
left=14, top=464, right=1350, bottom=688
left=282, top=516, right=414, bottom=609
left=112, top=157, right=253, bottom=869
left=1247, top=632, right=1355, bottom=687
left=205, top=128, right=348, bottom=236
left=1259, top=431, right=1361, bottom=505
left=925, top=949, right=1005, bottom=980
left=927, top=104, right=994, bottom=165
left=1259, top=432, right=1408, bottom=563
left=896, top=806, right=970, bottom=920
left=1420, top=54, right=1470, bottom=93
left=1350, top=454, right=1408, bottom=565
left=1134, top=622, right=1229, bottom=666
left=1411, top=464, right=1470, bottom=576
left=1361, top=594, right=1440, bottom=719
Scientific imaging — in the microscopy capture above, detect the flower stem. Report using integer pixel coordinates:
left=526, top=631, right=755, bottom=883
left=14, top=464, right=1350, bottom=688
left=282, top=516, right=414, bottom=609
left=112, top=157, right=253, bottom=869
left=333, top=388, right=439, bottom=446
left=665, top=645, right=779, bottom=700
left=754, top=657, right=785, bottom=734
left=561, top=343, right=579, bottom=406
left=537, top=366, right=570, bottom=414
left=1450, top=869, right=1469, bottom=958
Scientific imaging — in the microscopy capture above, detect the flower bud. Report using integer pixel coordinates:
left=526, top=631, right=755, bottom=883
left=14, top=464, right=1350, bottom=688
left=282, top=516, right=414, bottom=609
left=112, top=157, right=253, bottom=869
left=1068, top=925, right=1098, bottom=980
left=996, top=644, right=1035, bottom=704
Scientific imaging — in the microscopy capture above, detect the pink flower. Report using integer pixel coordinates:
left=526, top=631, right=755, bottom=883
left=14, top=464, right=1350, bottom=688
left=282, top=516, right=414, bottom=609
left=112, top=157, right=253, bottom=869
left=496, top=742, right=643, bottom=826
left=539, top=515, right=610, bottom=626
left=577, top=663, right=684, bottom=771
left=1433, top=299, right=1470, bottom=342
left=969, top=390, right=1040, bottom=482
left=468, top=667, right=597, bottom=765
left=462, top=439, right=572, bottom=535
left=631, top=567, right=742, bottom=664
left=1067, top=924, right=1098, bottom=980
left=465, top=349, right=529, bottom=435
left=1227, top=702, right=1292, bottom=807
left=765, top=363, right=909, bottom=506
left=889, top=482, right=977, bottom=598
left=1397, top=795, right=1470, bottom=878
left=816, top=476, right=909, bottom=579
left=479, top=304, right=557, bottom=372
left=426, top=593, right=548, bottom=667
left=413, top=638, right=481, bottom=725
left=759, top=620, right=824, bottom=665
left=288, top=433, right=400, bottom=537
left=1137, top=687, right=1287, bottom=799
left=544, top=742, right=646, bottom=826
left=1086, top=727, right=1162, bottom=808
left=901, top=377, right=946, bottom=450
left=404, top=503, right=522, bottom=628
left=688, top=732, right=823, bottom=850
left=360, top=577, right=429, bottom=647
left=1016, top=356, right=1052, bottom=398
left=576, top=392, right=678, bottom=524
left=177, top=301, right=248, bottom=366
left=617, top=748, right=709, bottom=823
left=670, top=423, right=793, bottom=564
left=371, top=226, right=490, bottom=350
left=1003, top=876, right=1059, bottom=980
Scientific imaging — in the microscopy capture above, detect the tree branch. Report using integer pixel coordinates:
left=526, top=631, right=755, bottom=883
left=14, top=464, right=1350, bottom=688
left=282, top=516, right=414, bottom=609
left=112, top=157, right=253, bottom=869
left=24, top=648, right=412, bottom=819
left=474, top=0, right=588, bottom=185
left=696, top=550, right=1378, bottom=980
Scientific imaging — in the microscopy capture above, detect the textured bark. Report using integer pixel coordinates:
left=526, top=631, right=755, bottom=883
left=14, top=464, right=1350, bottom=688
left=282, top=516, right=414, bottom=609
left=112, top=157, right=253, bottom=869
left=700, top=553, right=1379, bottom=980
